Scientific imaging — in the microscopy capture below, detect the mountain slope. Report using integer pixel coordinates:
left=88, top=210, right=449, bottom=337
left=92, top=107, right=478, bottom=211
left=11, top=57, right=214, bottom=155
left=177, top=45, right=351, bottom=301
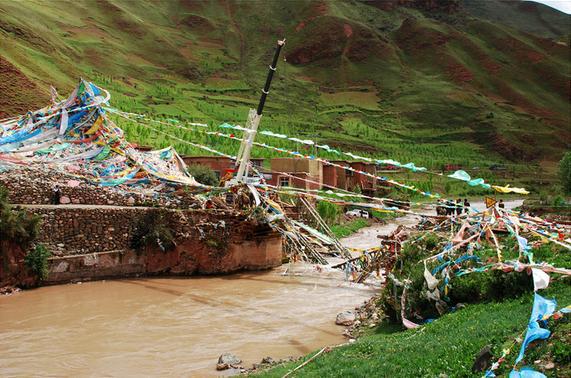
left=0, top=0, right=569, bottom=174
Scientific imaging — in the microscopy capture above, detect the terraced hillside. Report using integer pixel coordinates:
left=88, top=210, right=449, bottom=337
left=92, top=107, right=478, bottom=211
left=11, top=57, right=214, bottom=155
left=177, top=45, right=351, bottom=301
left=0, top=0, right=569, bottom=176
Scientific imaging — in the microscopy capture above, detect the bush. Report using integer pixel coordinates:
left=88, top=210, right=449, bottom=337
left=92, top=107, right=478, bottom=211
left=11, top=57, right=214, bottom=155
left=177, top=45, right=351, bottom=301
left=131, top=211, right=176, bottom=252
left=448, top=270, right=532, bottom=304
left=379, top=233, right=534, bottom=324
left=187, top=164, right=219, bottom=186
left=553, top=195, right=566, bottom=207
left=559, top=151, right=571, bottom=194
left=0, top=185, right=41, bottom=249
left=317, top=200, right=342, bottom=225
left=24, top=244, right=51, bottom=281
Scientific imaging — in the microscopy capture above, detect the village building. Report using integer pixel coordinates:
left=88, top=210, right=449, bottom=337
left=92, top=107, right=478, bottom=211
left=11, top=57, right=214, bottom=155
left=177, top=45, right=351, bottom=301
left=182, top=156, right=264, bottom=179
left=348, top=161, right=377, bottom=196
left=324, top=161, right=377, bottom=195
left=268, top=158, right=322, bottom=190
left=323, top=161, right=351, bottom=190
left=182, top=156, right=380, bottom=195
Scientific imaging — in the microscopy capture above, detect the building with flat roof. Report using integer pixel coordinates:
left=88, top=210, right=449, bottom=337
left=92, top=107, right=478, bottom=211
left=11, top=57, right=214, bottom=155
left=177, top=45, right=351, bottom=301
left=269, top=158, right=322, bottom=190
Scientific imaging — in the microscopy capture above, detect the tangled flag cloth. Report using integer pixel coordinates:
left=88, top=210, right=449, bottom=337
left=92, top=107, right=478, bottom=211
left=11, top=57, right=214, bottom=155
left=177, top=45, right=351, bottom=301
left=514, top=294, right=557, bottom=365
left=506, top=294, right=557, bottom=377
left=0, top=80, right=198, bottom=187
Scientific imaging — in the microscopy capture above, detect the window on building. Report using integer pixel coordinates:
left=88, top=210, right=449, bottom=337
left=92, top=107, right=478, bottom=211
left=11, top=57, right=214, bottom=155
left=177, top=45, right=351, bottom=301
left=279, top=176, right=290, bottom=187
left=345, top=168, right=353, bottom=177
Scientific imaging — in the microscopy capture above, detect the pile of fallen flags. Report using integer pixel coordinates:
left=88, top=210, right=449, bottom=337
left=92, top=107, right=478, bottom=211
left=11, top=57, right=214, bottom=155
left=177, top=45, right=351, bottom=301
left=0, top=80, right=197, bottom=188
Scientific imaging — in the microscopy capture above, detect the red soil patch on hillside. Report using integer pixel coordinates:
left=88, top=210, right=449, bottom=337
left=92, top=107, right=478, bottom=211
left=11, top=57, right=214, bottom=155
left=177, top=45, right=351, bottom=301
left=295, top=1, right=328, bottom=32
left=396, top=19, right=476, bottom=85
left=395, top=18, right=450, bottom=52
left=96, top=0, right=146, bottom=37
left=366, top=0, right=459, bottom=13
left=177, top=14, right=214, bottom=32
left=454, top=32, right=502, bottom=75
left=491, top=132, right=535, bottom=161
left=495, top=35, right=546, bottom=64
left=471, top=122, right=535, bottom=161
left=288, top=16, right=390, bottom=65
left=343, top=24, right=353, bottom=38
left=0, top=57, right=47, bottom=118
left=526, top=33, right=569, bottom=58
left=495, top=80, right=554, bottom=119
left=446, top=61, right=474, bottom=83
left=479, top=34, right=568, bottom=117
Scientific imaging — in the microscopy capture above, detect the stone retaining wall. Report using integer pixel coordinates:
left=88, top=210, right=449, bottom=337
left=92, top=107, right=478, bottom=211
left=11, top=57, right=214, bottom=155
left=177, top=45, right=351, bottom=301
left=26, top=206, right=283, bottom=284
left=32, top=207, right=146, bottom=254
left=45, top=235, right=283, bottom=284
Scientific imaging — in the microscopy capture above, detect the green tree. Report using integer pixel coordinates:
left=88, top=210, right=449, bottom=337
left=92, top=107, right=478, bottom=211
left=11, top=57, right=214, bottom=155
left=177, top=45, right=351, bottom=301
left=0, top=185, right=44, bottom=281
left=317, top=201, right=342, bottom=225
left=559, top=151, right=571, bottom=194
left=24, top=244, right=51, bottom=281
left=187, top=164, right=219, bottom=186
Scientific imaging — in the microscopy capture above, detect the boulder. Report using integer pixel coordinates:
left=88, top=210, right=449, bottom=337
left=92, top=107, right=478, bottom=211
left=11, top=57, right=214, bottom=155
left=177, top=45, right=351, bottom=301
left=336, top=310, right=356, bottom=326
left=471, top=345, right=492, bottom=372
left=60, top=196, right=71, bottom=204
left=216, top=353, right=242, bottom=370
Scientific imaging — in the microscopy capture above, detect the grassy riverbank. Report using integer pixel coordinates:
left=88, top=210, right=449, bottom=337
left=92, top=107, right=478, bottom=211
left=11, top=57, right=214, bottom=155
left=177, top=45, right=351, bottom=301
left=330, top=218, right=370, bottom=239
left=258, top=280, right=571, bottom=377
left=329, top=211, right=401, bottom=239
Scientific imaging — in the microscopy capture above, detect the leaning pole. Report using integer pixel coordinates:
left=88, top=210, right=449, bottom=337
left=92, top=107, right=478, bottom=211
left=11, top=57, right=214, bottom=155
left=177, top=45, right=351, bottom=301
left=235, top=39, right=286, bottom=182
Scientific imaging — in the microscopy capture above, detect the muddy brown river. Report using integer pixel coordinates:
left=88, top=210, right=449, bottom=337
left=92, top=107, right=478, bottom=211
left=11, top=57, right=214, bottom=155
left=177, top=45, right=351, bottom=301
left=0, top=268, right=374, bottom=376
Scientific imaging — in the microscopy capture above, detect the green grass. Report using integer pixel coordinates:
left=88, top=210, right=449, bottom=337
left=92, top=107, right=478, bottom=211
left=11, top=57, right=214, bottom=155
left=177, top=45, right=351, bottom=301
left=330, top=218, right=370, bottom=238
left=257, top=281, right=571, bottom=377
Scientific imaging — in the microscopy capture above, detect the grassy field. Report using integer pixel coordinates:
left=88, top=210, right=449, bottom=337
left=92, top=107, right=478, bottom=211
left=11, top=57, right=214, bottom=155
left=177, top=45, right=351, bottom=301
left=257, top=280, right=571, bottom=377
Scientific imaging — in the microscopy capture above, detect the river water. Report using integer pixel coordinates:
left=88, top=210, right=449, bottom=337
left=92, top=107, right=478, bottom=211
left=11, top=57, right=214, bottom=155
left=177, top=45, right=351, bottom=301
left=0, top=269, right=374, bottom=376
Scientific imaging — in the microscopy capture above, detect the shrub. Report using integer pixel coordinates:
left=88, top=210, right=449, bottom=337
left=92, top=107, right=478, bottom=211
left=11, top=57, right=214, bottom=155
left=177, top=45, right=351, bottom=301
left=24, top=244, right=51, bottom=281
left=0, top=185, right=41, bottom=249
left=317, top=200, right=342, bottom=225
left=559, top=151, right=571, bottom=194
left=187, top=164, right=219, bottom=186
left=131, top=211, right=175, bottom=252
left=379, top=233, right=534, bottom=324
left=553, top=195, right=566, bottom=207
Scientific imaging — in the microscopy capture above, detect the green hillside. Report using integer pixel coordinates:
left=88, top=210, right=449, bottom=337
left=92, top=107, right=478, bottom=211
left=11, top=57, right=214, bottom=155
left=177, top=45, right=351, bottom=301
left=0, top=0, right=569, bottom=180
